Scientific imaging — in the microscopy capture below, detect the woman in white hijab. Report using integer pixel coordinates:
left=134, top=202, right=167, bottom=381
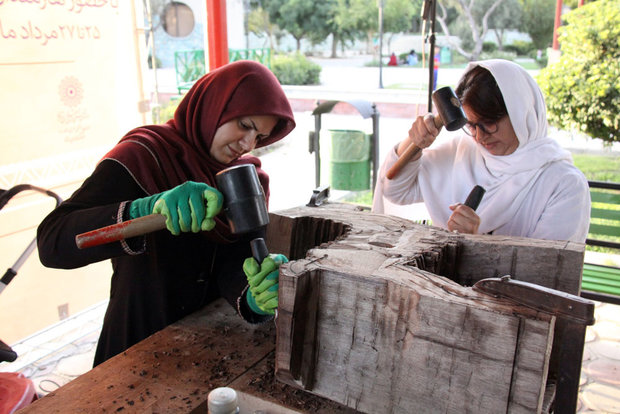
left=372, top=59, right=590, bottom=243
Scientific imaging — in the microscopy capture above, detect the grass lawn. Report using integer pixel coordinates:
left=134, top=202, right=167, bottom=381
left=573, top=153, right=620, bottom=182
left=574, top=153, right=620, bottom=253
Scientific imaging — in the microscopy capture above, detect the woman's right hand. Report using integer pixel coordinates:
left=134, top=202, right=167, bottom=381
left=129, top=181, right=223, bottom=235
left=397, top=113, right=441, bottom=157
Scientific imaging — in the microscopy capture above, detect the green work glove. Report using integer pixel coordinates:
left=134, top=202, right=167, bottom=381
left=243, top=253, right=288, bottom=316
left=129, top=181, right=223, bottom=236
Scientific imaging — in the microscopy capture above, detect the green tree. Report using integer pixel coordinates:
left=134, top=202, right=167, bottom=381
left=248, top=6, right=285, bottom=50
left=407, top=0, right=426, bottom=33
left=382, top=0, right=417, bottom=52
left=520, top=0, right=555, bottom=50
left=563, top=0, right=580, bottom=8
left=263, top=0, right=335, bottom=51
left=334, top=0, right=377, bottom=53
left=538, top=0, right=620, bottom=143
left=333, top=0, right=417, bottom=55
left=489, top=0, right=523, bottom=50
left=436, top=0, right=508, bottom=61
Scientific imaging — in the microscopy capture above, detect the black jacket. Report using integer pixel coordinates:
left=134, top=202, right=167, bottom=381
left=37, top=160, right=266, bottom=366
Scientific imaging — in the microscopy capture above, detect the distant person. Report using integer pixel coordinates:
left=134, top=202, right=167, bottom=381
left=37, top=61, right=295, bottom=365
left=388, top=52, right=398, bottom=66
left=407, top=49, right=418, bottom=66
left=372, top=59, right=590, bottom=243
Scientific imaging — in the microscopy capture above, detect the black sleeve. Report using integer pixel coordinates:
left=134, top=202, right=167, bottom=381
left=37, top=159, right=148, bottom=269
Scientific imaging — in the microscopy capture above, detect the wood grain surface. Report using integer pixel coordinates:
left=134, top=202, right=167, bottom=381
left=269, top=203, right=585, bottom=414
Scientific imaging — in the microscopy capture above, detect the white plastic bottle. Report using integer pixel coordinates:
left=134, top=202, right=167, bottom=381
left=207, top=387, right=240, bottom=414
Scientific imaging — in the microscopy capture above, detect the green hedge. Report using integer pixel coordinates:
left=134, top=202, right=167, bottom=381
left=482, top=42, right=498, bottom=53
left=504, top=40, right=535, bottom=56
left=271, top=53, right=321, bottom=85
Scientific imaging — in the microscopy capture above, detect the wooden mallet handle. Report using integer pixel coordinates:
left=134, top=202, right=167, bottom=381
left=386, top=116, right=443, bottom=180
left=75, top=213, right=167, bottom=249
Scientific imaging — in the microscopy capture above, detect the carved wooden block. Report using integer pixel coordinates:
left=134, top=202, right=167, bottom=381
left=267, top=203, right=585, bottom=414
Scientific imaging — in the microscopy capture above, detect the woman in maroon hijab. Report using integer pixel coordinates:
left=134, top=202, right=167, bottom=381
left=37, top=61, right=296, bottom=365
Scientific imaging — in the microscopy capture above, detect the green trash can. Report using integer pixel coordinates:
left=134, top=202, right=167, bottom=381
left=329, top=129, right=371, bottom=191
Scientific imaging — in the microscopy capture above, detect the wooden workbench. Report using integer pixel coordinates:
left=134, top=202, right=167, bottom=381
left=18, top=298, right=355, bottom=413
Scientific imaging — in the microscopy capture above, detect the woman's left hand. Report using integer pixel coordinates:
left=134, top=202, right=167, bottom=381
left=243, top=254, right=288, bottom=315
left=447, top=203, right=481, bottom=234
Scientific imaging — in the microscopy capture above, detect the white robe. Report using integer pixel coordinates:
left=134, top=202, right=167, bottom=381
left=372, top=59, right=591, bottom=243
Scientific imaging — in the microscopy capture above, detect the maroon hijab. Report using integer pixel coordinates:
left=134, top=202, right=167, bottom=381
left=103, top=60, right=295, bottom=239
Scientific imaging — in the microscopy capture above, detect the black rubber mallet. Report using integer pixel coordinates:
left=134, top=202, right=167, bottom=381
left=76, top=164, right=270, bottom=249
left=387, top=86, right=467, bottom=179
left=215, top=164, right=271, bottom=262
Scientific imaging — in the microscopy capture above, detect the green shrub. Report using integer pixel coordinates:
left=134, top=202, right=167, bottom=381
left=482, top=42, right=498, bottom=53
left=271, top=53, right=321, bottom=85
left=504, top=40, right=535, bottom=56
left=364, top=59, right=381, bottom=67
left=157, top=97, right=182, bottom=123
left=480, top=50, right=517, bottom=62
left=529, top=48, right=548, bottom=68
left=537, top=0, right=620, bottom=143
left=503, top=44, right=519, bottom=55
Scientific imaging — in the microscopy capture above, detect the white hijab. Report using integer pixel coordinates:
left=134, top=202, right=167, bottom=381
left=377, top=59, right=573, bottom=235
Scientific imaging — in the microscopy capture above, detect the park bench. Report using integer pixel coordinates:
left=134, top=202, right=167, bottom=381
left=580, top=180, right=620, bottom=304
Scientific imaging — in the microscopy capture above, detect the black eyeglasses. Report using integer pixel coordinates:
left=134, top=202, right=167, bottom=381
left=462, top=120, right=499, bottom=137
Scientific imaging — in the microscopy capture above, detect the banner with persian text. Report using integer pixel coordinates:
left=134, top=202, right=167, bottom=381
left=0, top=0, right=149, bottom=167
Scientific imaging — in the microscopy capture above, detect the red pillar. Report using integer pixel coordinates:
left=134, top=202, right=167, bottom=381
left=206, top=0, right=229, bottom=70
left=552, top=0, right=563, bottom=50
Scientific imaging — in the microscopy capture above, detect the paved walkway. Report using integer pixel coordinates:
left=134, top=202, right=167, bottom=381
left=581, top=301, right=620, bottom=412
left=2, top=56, right=619, bottom=412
